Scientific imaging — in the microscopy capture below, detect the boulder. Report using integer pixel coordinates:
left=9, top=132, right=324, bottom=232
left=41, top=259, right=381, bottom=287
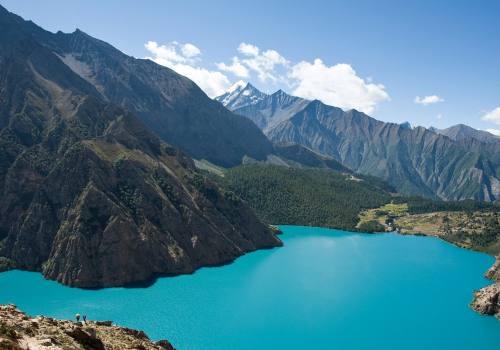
left=65, top=327, right=105, bottom=350
left=156, top=339, right=176, bottom=350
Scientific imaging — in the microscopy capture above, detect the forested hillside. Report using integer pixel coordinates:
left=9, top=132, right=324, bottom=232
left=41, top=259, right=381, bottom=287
left=213, top=164, right=393, bottom=229
left=212, top=163, right=500, bottom=233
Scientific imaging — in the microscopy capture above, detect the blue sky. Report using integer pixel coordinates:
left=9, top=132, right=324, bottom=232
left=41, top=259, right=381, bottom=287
left=2, top=0, right=500, bottom=132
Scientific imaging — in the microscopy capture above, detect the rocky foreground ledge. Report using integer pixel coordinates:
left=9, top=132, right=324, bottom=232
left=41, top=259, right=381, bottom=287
left=470, top=257, right=500, bottom=319
left=0, top=305, right=175, bottom=350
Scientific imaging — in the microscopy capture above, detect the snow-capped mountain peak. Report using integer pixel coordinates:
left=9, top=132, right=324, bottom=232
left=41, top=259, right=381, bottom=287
left=215, top=81, right=266, bottom=109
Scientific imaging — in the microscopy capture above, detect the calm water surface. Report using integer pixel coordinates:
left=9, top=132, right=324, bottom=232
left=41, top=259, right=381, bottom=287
left=1, top=226, right=499, bottom=349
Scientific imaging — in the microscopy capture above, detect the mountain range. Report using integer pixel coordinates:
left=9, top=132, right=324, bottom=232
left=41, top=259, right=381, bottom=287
left=0, top=5, right=281, bottom=288
left=216, top=82, right=500, bottom=202
left=1, top=1, right=499, bottom=290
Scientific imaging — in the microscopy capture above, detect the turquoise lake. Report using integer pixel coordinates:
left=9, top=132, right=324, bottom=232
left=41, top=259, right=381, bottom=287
left=1, top=226, right=499, bottom=349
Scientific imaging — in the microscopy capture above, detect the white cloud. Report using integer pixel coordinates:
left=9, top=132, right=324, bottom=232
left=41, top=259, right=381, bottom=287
left=437, top=114, right=443, bottom=119
left=238, top=43, right=260, bottom=56
left=232, top=42, right=289, bottom=82
left=288, top=59, right=389, bottom=114
left=145, top=41, right=186, bottom=64
left=414, top=95, right=444, bottom=106
left=216, top=57, right=249, bottom=78
left=145, top=40, right=390, bottom=113
left=167, top=65, right=230, bottom=98
left=226, top=80, right=247, bottom=94
left=181, top=43, right=201, bottom=58
left=482, top=107, right=500, bottom=125
left=486, top=128, right=500, bottom=136
left=145, top=40, right=230, bottom=97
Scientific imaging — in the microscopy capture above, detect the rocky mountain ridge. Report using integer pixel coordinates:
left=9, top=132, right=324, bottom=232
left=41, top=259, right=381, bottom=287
left=216, top=83, right=500, bottom=202
left=431, top=124, right=500, bottom=144
left=10, top=8, right=274, bottom=168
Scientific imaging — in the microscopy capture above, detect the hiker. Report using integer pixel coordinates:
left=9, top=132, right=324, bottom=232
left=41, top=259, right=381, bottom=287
left=83, top=315, right=87, bottom=323
left=75, top=313, right=80, bottom=322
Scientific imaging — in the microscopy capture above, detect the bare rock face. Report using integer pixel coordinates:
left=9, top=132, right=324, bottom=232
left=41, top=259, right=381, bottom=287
left=0, top=304, right=176, bottom=349
left=470, top=283, right=500, bottom=318
left=66, top=327, right=105, bottom=350
left=156, top=340, right=175, bottom=350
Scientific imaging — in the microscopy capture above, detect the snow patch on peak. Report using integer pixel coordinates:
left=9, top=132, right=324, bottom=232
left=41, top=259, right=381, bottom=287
left=215, top=80, right=267, bottom=108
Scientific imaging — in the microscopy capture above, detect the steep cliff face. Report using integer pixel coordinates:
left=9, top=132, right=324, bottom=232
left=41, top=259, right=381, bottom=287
left=217, top=85, right=500, bottom=201
left=0, top=5, right=281, bottom=288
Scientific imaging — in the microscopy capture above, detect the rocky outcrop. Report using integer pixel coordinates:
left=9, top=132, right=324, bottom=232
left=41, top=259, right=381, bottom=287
left=485, top=256, right=500, bottom=281
left=0, top=5, right=281, bottom=288
left=65, top=327, right=105, bottom=350
left=0, top=304, right=175, bottom=350
left=471, top=283, right=500, bottom=319
left=470, top=257, right=500, bottom=319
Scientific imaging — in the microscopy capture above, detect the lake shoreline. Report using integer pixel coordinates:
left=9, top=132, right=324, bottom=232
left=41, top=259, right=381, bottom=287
left=2, top=223, right=498, bottom=318
left=280, top=223, right=500, bottom=320
left=371, top=228, right=500, bottom=320
left=0, top=226, right=284, bottom=290
left=1, top=225, right=498, bottom=349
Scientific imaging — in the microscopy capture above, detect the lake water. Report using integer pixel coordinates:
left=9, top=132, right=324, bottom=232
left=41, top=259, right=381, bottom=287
left=1, top=226, right=499, bottom=349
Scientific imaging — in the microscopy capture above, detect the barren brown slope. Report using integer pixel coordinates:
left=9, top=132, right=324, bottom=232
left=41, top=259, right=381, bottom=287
left=0, top=5, right=281, bottom=288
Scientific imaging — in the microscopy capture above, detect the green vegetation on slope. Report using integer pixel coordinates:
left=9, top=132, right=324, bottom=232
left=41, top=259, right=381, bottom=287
left=400, top=197, right=500, bottom=214
left=357, top=203, right=409, bottom=232
left=358, top=202, right=500, bottom=254
left=213, top=164, right=393, bottom=229
left=356, top=220, right=386, bottom=233
left=212, top=162, right=500, bottom=244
